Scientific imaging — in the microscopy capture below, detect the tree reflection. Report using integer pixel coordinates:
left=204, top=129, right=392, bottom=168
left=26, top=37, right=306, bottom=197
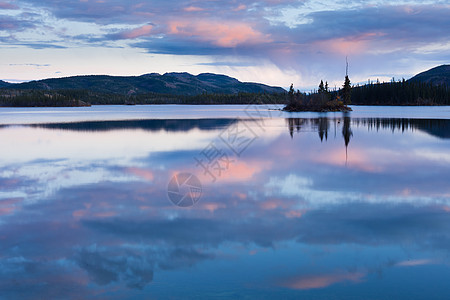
left=287, top=117, right=450, bottom=142
left=286, top=116, right=353, bottom=154
left=342, top=114, right=353, bottom=163
left=286, top=116, right=450, bottom=163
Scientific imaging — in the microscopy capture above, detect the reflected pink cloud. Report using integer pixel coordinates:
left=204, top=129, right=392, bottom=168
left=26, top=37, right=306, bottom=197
left=442, top=206, right=450, bottom=212
left=184, top=6, right=204, bottom=12
left=168, top=19, right=270, bottom=47
left=259, top=198, right=295, bottom=210
left=233, top=4, right=247, bottom=11
left=126, top=167, right=154, bottom=181
left=233, top=192, right=247, bottom=200
left=280, top=272, right=365, bottom=290
left=73, top=208, right=117, bottom=219
left=396, top=259, right=436, bottom=267
left=94, top=211, right=117, bottom=218
left=73, top=201, right=119, bottom=220
left=0, top=198, right=22, bottom=216
left=195, top=202, right=226, bottom=213
left=217, top=161, right=262, bottom=181
left=0, top=1, right=18, bottom=9
left=285, top=210, right=304, bottom=218
left=315, top=148, right=383, bottom=172
left=258, top=197, right=306, bottom=218
left=190, top=159, right=269, bottom=184
left=72, top=209, right=87, bottom=218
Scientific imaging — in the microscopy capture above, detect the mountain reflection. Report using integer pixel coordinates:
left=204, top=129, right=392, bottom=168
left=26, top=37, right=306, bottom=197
left=29, top=118, right=240, bottom=132
left=13, top=117, right=450, bottom=140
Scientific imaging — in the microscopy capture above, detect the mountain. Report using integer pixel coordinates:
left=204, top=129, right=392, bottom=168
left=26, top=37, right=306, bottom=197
left=0, top=80, right=11, bottom=88
left=4, top=72, right=285, bottom=95
left=408, top=65, right=450, bottom=86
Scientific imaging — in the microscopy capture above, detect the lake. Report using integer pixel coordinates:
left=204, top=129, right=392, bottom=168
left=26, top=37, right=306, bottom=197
left=1, top=105, right=450, bottom=299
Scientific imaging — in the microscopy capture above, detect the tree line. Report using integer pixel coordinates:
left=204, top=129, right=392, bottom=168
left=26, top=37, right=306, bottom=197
left=350, top=79, right=449, bottom=105
left=1, top=75, right=449, bottom=107
left=0, top=89, right=288, bottom=107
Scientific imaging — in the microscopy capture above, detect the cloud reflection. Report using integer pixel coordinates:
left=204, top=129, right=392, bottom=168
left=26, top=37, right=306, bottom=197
left=0, top=115, right=450, bottom=297
left=280, top=272, right=365, bottom=290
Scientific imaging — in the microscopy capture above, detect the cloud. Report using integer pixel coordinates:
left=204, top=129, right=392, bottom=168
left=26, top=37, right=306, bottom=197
left=9, top=63, right=51, bottom=67
left=167, top=19, right=270, bottom=48
left=3, top=1, right=450, bottom=87
left=109, top=24, right=155, bottom=40
left=13, top=43, right=66, bottom=49
left=125, top=167, right=154, bottom=181
left=0, top=15, right=35, bottom=31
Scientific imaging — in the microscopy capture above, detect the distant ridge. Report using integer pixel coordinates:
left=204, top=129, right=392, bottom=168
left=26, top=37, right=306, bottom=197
left=3, top=73, right=285, bottom=95
left=0, top=80, right=11, bottom=88
left=408, top=65, right=450, bottom=86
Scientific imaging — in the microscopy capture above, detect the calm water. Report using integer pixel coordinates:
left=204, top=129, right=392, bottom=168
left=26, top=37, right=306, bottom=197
left=1, top=105, right=450, bottom=299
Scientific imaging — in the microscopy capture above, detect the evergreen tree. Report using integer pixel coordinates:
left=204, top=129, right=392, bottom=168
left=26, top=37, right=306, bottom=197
left=288, top=83, right=295, bottom=104
left=342, top=75, right=351, bottom=105
left=318, top=80, right=325, bottom=94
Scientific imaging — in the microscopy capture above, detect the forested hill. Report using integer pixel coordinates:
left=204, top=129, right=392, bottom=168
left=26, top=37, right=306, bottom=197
left=350, top=65, right=450, bottom=105
left=0, top=80, right=11, bottom=88
left=3, top=72, right=285, bottom=96
left=408, top=65, right=450, bottom=86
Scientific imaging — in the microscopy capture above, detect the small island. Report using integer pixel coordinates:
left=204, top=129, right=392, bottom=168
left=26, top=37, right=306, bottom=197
left=283, top=73, right=352, bottom=112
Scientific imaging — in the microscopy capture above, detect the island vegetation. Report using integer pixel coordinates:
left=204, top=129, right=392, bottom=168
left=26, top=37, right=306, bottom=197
left=283, top=76, right=352, bottom=112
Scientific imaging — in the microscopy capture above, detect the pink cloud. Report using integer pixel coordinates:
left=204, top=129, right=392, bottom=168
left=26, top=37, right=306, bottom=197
left=314, top=32, right=386, bottom=55
left=168, top=19, right=270, bottom=47
left=184, top=6, right=204, bottom=12
left=280, top=272, right=365, bottom=290
left=117, top=24, right=154, bottom=39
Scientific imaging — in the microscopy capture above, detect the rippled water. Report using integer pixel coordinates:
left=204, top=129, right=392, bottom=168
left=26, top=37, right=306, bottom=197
left=1, top=105, right=450, bottom=299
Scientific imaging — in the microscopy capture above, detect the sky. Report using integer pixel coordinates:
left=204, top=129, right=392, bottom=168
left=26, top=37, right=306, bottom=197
left=0, top=0, right=449, bottom=90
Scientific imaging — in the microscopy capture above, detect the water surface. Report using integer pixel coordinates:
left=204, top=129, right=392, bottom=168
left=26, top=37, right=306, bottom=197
left=1, top=105, right=450, bottom=299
